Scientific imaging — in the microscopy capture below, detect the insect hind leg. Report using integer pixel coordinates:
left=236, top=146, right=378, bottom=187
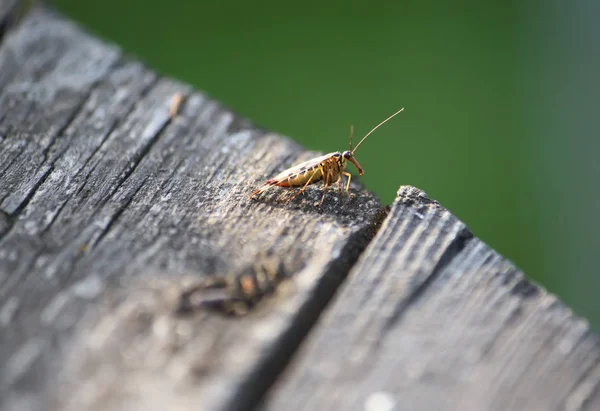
left=319, top=169, right=334, bottom=206
left=320, top=184, right=330, bottom=206
left=287, top=169, right=319, bottom=203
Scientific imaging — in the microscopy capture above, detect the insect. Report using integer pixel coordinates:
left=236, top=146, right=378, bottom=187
left=249, top=107, right=404, bottom=205
left=175, top=257, right=287, bottom=316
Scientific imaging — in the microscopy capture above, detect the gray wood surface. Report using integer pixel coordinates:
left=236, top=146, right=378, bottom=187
left=0, top=6, right=385, bottom=411
left=262, top=186, right=600, bottom=411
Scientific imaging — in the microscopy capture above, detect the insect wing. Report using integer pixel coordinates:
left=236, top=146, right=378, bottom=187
left=270, top=153, right=334, bottom=181
left=249, top=153, right=335, bottom=198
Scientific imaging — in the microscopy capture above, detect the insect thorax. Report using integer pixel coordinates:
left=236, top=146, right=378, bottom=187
left=330, top=152, right=346, bottom=170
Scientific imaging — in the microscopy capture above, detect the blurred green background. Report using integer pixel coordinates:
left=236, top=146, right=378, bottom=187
left=52, top=0, right=599, bottom=328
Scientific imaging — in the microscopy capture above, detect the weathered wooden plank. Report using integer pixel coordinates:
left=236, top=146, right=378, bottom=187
left=0, top=7, right=385, bottom=411
left=263, top=186, right=600, bottom=411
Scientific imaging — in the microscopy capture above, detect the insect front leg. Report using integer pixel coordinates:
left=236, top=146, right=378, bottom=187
left=342, top=171, right=355, bottom=198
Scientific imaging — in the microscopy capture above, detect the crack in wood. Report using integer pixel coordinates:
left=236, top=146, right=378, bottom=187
left=382, top=226, right=473, bottom=332
left=1, top=83, right=103, bottom=214
left=220, top=209, right=389, bottom=411
left=90, top=175, right=149, bottom=250
left=0, top=135, right=27, bottom=181
left=7, top=164, right=54, bottom=217
left=72, top=74, right=160, bottom=198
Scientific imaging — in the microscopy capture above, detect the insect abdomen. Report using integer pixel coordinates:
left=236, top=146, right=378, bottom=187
left=281, top=166, right=323, bottom=187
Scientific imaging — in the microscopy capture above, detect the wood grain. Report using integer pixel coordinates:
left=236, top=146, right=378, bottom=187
left=0, top=7, right=384, bottom=411
left=262, top=186, right=600, bottom=411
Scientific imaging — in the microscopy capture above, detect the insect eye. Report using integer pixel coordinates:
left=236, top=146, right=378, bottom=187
left=343, top=151, right=352, bottom=159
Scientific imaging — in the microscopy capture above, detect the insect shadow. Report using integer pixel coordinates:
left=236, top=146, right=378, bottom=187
left=244, top=183, right=368, bottom=218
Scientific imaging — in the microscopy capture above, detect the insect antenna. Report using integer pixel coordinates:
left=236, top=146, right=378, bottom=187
left=352, top=107, right=404, bottom=154
left=349, top=124, right=354, bottom=151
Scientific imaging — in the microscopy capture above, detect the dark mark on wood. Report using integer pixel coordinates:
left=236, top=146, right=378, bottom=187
left=174, top=253, right=289, bottom=316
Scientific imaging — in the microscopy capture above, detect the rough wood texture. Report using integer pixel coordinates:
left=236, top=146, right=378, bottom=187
left=262, top=186, right=600, bottom=411
left=0, top=7, right=384, bottom=411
